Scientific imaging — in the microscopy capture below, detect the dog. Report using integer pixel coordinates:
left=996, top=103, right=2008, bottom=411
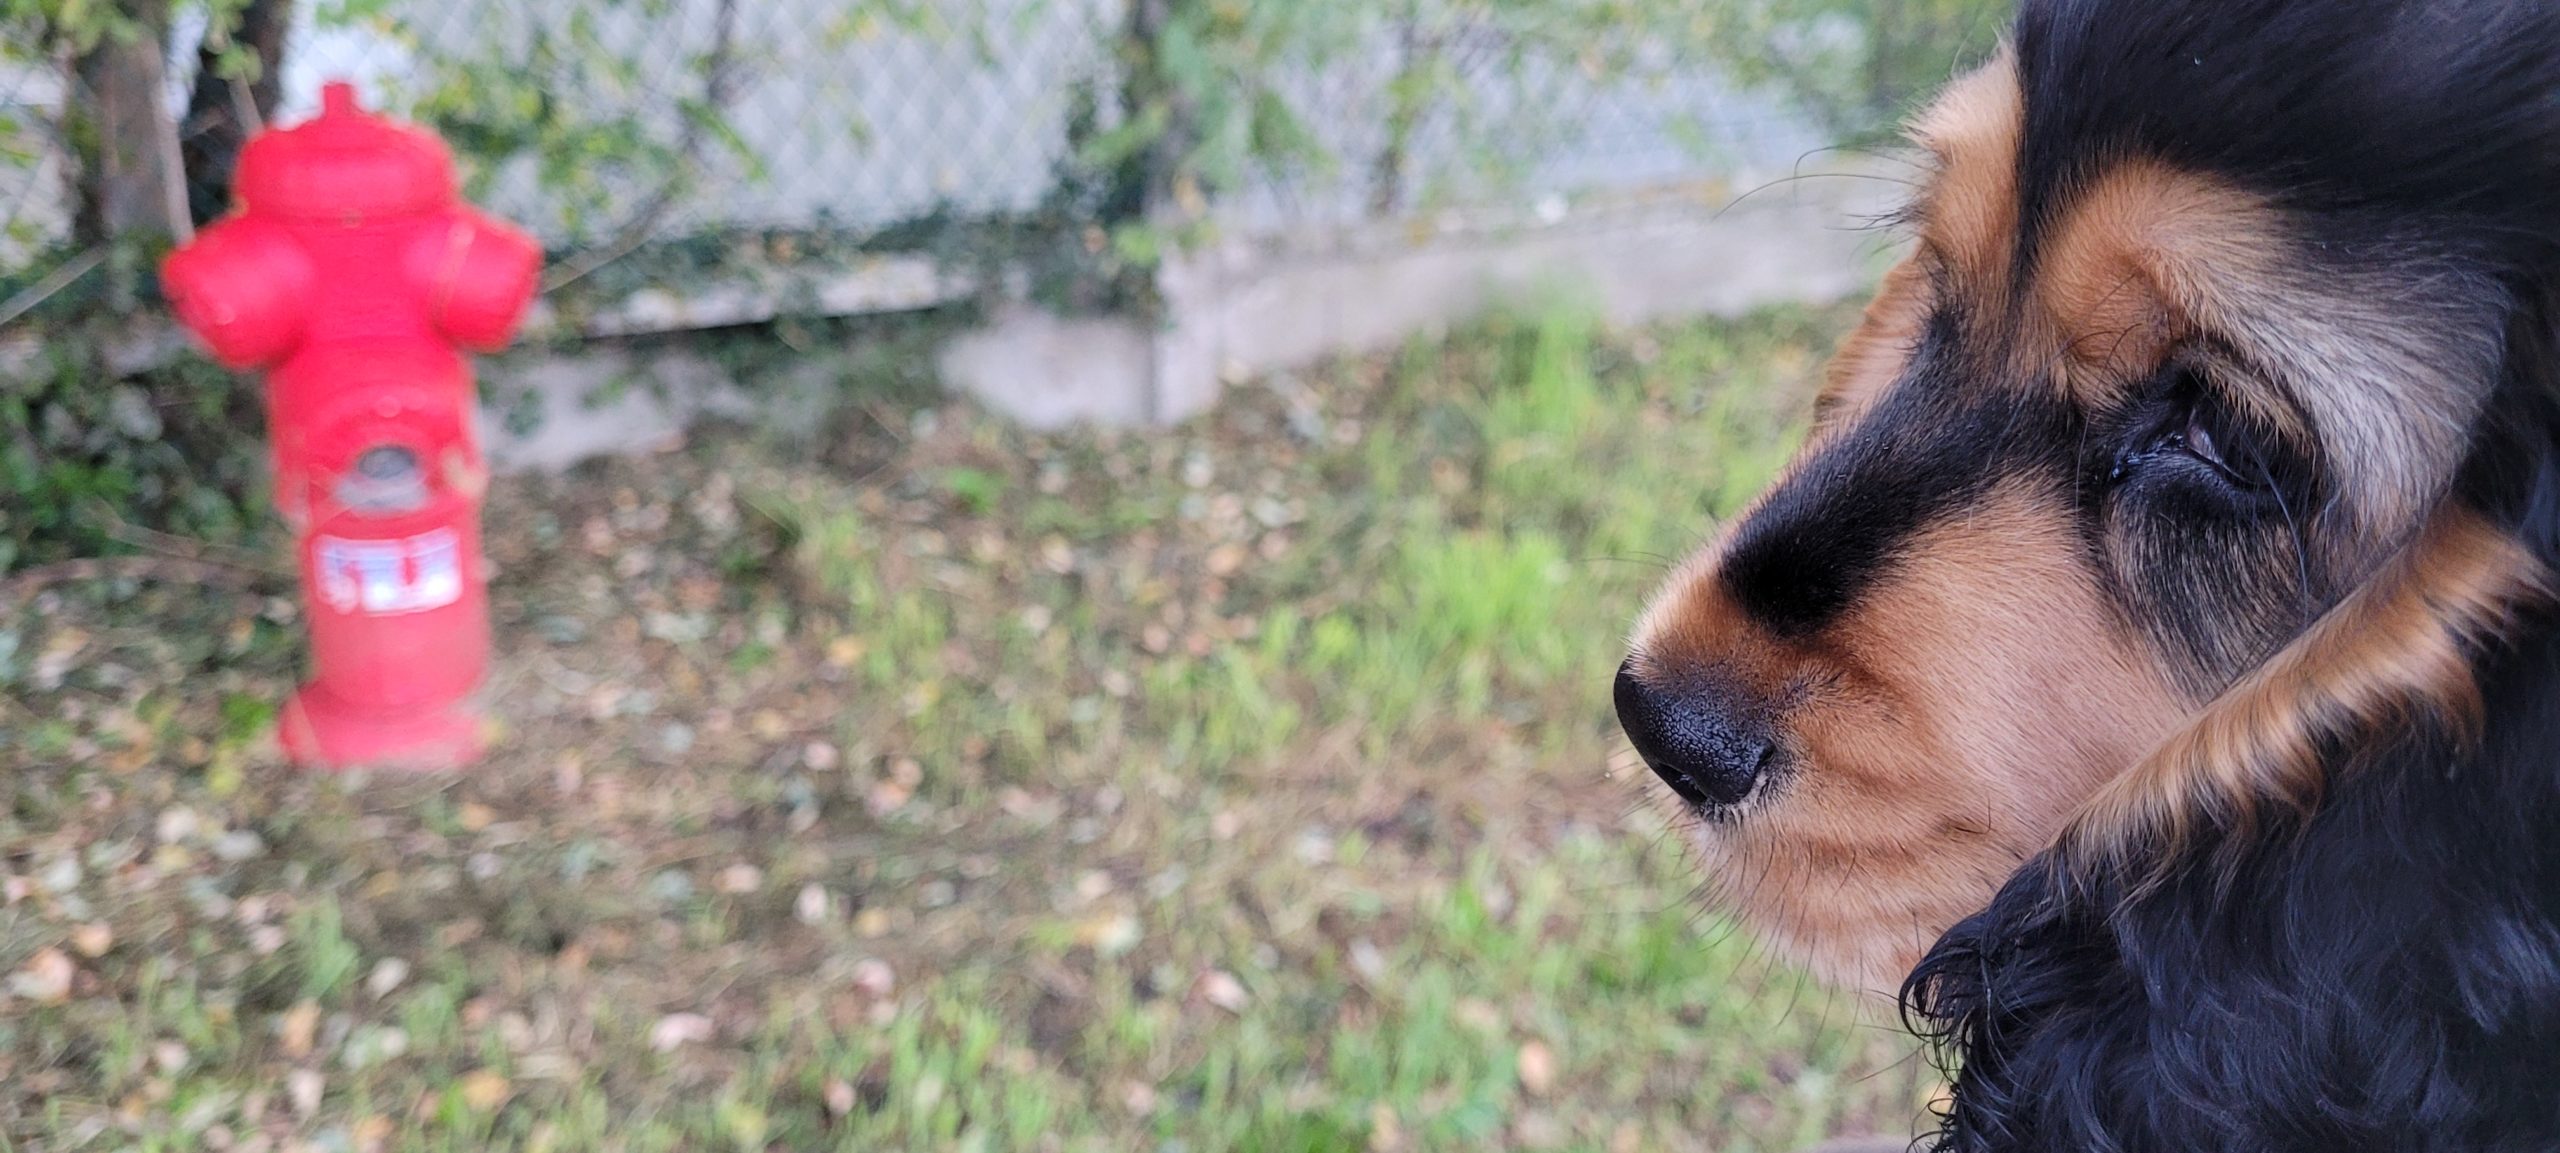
left=1615, top=0, right=2560, bottom=1148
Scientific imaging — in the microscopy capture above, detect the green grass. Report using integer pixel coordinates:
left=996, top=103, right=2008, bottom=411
left=0, top=301, right=1932, bottom=1151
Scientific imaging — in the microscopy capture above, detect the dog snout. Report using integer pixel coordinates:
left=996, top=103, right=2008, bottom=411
left=1614, top=660, right=1776, bottom=808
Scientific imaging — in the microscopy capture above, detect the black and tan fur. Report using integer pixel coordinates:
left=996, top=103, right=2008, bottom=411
left=1615, top=0, right=2560, bottom=1147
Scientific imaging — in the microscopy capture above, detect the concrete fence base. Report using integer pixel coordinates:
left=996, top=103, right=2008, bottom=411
left=942, top=164, right=1899, bottom=430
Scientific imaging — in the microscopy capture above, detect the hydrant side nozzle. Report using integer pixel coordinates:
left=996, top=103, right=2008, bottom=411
left=161, top=219, right=314, bottom=369
left=424, top=215, right=544, bottom=352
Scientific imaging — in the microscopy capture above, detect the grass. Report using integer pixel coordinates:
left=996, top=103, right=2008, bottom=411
left=0, top=301, right=1935, bottom=1151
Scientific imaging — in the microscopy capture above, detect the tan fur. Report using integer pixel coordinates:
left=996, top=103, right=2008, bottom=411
left=2061, top=508, right=2548, bottom=873
left=2032, top=160, right=2494, bottom=544
left=2031, top=164, right=2205, bottom=408
left=1911, top=54, right=2024, bottom=299
left=1640, top=486, right=2185, bottom=989
left=1813, top=256, right=1931, bottom=430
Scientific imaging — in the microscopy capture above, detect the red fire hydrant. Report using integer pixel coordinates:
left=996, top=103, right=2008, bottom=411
left=162, top=81, right=540, bottom=770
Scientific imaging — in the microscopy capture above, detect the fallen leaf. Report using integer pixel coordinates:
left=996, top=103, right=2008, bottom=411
left=716, top=863, right=764, bottom=894
left=70, top=923, right=112, bottom=958
left=867, top=780, right=914, bottom=817
left=1517, top=1040, right=1558, bottom=1097
left=459, top=1069, right=511, bottom=1111
left=9, top=948, right=73, bottom=1004
left=288, top=1069, right=325, bottom=1117
left=343, top=1025, right=410, bottom=1068
left=457, top=802, right=496, bottom=832
left=1348, top=938, right=1387, bottom=984
left=850, top=958, right=896, bottom=999
left=1077, top=914, right=1142, bottom=958
left=33, top=628, right=89, bottom=690
left=998, top=788, right=1062, bottom=827
left=279, top=1001, right=321, bottom=1058
left=155, top=806, right=200, bottom=844
left=36, top=856, right=78, bottom=894
left=367, top=958, right=410, bottom=999
left=650, top=1012, right=716, bottom=1053
left=1195, top=969, right=1249, bottom=1014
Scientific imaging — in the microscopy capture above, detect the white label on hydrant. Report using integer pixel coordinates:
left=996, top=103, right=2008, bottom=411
left=314, top=529, right=463, bottom=615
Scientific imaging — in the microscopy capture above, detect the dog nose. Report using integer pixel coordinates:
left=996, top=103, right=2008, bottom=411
left=1614, top=660, right=1775, bottom=808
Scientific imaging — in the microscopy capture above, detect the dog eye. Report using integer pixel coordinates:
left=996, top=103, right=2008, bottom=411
left=2176, top=405, right=2269, bottom=489
left=2107, top=367, right=2278, bottom=493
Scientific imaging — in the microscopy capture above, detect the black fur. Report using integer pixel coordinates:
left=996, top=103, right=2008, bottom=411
left=2012, top=0, right=2560, bottom=265
left=1719, top=324, right=2079, bottom=639
left=1901, top=1, right=2560, bottom=1149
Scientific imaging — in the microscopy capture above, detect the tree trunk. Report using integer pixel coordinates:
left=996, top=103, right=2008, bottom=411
left=1369, top=5, right=1435, bottom=219
left=71, top=0, right=186, bottom=248
left=1113, top=0, right=1194, bottom=224
left=181, top=0, right=293, bottom=224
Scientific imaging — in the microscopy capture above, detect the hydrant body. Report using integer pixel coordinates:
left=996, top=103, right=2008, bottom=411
left=162, top=82, right=540, bottom=770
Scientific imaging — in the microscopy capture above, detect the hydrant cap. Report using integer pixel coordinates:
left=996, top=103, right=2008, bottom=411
left=235, top=81, right=459, bottom=221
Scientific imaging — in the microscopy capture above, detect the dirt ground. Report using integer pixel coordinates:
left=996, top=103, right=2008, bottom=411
left=0, top=304, right=1938, bottom=1152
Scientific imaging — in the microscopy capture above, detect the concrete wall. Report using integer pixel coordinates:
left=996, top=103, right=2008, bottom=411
left=939, top=162, right=1899, bottom=431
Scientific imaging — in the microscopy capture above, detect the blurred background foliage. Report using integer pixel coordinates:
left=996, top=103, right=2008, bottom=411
left=0, top=0, right=2004, bottom=575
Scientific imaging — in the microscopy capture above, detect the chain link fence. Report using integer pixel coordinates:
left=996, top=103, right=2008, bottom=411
left=3, top=1, right=1998, bottom=318
left=0, top=57, right=69, bottom=280
left=281, top=1, right=1835, bottom=245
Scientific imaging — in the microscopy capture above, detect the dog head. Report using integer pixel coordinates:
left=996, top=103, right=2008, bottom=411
left=1620, top=0, right=2560, bottom=992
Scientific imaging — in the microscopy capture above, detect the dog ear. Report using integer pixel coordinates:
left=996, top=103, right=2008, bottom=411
left=2055, top=285, right=2560, bottom=882
left=2054, top=507, right=2547, bottom=884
